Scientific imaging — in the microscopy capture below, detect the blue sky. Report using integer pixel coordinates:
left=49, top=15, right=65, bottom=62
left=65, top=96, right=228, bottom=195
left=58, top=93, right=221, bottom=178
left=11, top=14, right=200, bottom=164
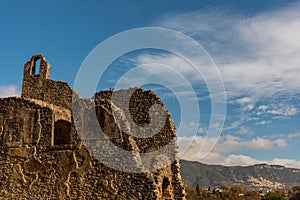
left=1, top=0, right=300, bottom=168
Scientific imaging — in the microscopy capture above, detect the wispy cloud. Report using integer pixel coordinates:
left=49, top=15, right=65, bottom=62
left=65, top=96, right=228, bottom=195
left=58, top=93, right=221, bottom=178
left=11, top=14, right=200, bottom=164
left=0, top=85, right=20, bottom=98
left=157, top=2, right=300, bottom=103
left=179, top=135, right=286, bottom=157
left=217, top=135, right=287, bottom=151
left=212, top=155, right=300, bottom=169
left=236, top=127, right=254, bottom=135
left=133, top=4, right=300, bottom=137
left=131, top=2, right=300, bottom=168
left=178, top=136, right=300, bottom=169
left=287, top=132, right=300, bottom=138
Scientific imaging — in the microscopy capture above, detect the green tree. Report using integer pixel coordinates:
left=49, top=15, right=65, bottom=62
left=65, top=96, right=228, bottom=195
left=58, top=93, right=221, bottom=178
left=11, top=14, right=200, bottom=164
left=230, top=186, right=243, bottom=194
left=196, top=184, right=200, bottom=197
left=262, top=192, right=285, bottom=200
left=245, top=191, right=261, bottom=200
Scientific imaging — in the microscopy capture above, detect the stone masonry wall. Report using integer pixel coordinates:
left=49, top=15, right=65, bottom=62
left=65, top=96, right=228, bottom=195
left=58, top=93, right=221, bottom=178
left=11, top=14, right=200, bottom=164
left=21, top=54, right=79, bottom=122
left=0, top=55, right=186, bottom=199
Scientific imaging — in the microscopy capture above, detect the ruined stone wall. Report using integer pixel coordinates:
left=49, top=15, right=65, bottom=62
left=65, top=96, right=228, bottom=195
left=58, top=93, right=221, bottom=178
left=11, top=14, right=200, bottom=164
left=21, top=54, right=79, bottom=122
left=0, top=92, right=185, bottom=199
left=95, top=89, right=185, bottom=199
left=22, top=77, right=74, bottom=111
left=73, top=88, right=186, bottom=199
left=0, top=97, right=54, bottom=149
left=0, top=55, right=185, bottom=199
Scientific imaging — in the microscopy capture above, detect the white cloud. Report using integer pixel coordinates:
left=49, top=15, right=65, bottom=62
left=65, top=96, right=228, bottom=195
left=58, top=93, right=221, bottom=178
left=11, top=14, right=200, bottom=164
left=256, top=120, right=271, bottom=125
left=179, top=136, right=299, bottom=169
left=214, top=155, right=300, bottom=169
left=256, top=103, right=298, bottom=118
left=223, top=155, right=300, bottom=169
left=0, top=85, right=20, bottom=98
left=274, top=139, right=288, bottom=148
left=140, top=3, right=300, bottom=169
left=238, top=6, right=300, bottom=59
left=222, top=155, right=264, bottom=166
left=269, top=158, right=300, bottom=169
left=287, top=132, right=300, bottom=138
left=215, top=135, right=287, bottom=152
left=223, top=120, right=242, bottom=131
left=137, top=4, right=300, bottom=142
left=131, top=53, right=212, bottom=92
left=231, top=97, right=255, bottom=111
left=179, top=135, right=286, bottom=158
left=258, top=105, right=268, bottom=110
left=156, top=3, right=300, bottom=169
left=236, top=127, right=254, bottom=135
left=235, top=97, right=253, bottom=104
left=156, top=2, right=300, bottom=105
left=177, top=121, right=208, bottom=138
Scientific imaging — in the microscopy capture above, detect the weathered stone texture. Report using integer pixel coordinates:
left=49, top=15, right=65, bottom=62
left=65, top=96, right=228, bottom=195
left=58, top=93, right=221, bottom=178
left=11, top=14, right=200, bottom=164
left=0, top=55, right=186, bottom=199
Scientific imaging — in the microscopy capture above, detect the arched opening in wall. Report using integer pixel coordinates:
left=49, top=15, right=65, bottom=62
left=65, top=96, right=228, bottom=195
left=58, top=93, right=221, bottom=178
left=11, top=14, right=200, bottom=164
left=162, top=177, right=171, bottom=197
left=54, top=120, right=72, bottom=145
left=34, top=59, right=41, bottom=75
left=29, top=55, right=45, bottom=76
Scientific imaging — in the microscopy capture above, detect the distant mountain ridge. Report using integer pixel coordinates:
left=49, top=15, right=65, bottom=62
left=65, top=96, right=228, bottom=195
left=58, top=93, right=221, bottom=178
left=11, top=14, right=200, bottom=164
left=180, top=160, right=300, bottom=190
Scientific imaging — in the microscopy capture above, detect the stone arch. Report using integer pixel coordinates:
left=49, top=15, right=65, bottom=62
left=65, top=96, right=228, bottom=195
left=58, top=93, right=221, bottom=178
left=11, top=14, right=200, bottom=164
left=54, top=120, right=72, bottom=145
left=23, top=54, right=51, bottom=80
left=29, top=54, right=46, bottom=76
